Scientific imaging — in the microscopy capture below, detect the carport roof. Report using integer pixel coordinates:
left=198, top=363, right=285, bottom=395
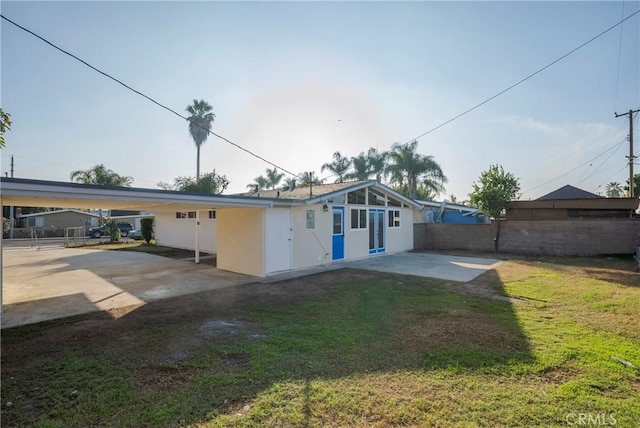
left=0, top=178, right=275, bottom=211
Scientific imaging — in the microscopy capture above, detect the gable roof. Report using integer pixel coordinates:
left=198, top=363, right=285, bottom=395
left=537, top=185, right=602, bottom=200
left=17, top=208, right=101, bottom=218
left=246, top=180, right=421, bottom=208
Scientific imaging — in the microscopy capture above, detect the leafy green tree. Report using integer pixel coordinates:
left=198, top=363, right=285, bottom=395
left=158, top=170, right=229, bottom=194
left=321, top=151, right=351, bottom=183
left=623, top=174, right=640, bottom=197
left=104, top=218, right=121, bottom=243
left=469, top=164, right=520, bottom=252
left=605, top=182, right=623, bottom=198
left=387, top=140, right=447, bottom=199
left=0, top=108, right=11, bottom=148
left=265, top=168, right=284, bottom=189
left=70, top=164, right=133, bottom=186
left=186, top=99, right=215, bottom=179
left=140, top=217, right=154, bottom=244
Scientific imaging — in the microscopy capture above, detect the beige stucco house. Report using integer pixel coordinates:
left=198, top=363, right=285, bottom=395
left=146, top=181, right=420, bottom=276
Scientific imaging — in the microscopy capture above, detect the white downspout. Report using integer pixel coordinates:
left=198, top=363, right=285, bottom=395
left=195, top=210, right=200, bottom=264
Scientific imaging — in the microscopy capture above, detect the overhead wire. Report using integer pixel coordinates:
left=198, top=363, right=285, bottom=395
left=406, top=8, right=640, bottom=144
left=613, top=1, right=626, bottom=112
left=0, top=14, right=301, bottom=179
left=520, top=137, right=629, bottom=195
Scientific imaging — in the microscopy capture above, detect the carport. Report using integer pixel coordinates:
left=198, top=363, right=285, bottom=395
left=1, top=177, right=274, bottom=264
left=0, top=177, right=276, bottom=317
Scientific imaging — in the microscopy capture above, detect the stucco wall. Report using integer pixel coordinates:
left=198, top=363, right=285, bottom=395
left=217, top=208, right=265, bottom=276
left=154, top=211, right=217, bottom=253
left=291, top=205, right=332, bottom=270
left=415, top=220, right=640, bottom=256
left=385, top=207, right=414, bottom=253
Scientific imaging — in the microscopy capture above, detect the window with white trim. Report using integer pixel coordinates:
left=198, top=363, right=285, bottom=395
left=388, top=210, right=400, bottom=228
left=208, top=210, right=216, bottom=219
left=351, top=208, right=367, bottom=229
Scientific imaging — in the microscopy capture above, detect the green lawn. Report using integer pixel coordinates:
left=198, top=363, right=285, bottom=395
left=2, top=255, right=639, bottom=427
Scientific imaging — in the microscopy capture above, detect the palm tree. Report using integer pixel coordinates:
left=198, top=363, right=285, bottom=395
left=70, top=164, right=133, bottom=186
left=321, top=151, right=351, bottom=183
left=298, top=171, right=324, bottom=187
left=344, top=152, right=370, bottom=181
left=386, top=140, right=447, bottom=199
left=265, top=167, right=284, bottom=190
left=186, top=99, right=215, bottom=179
left=605, top=182, right=623, bottom=198
left=366, top=147, right=388, bottom=182
left=281, top=177, right=297, bottom=191
left=246, top=175, right=268, bottom=193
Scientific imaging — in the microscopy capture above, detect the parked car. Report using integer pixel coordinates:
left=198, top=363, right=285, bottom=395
left=88, top=222, right=133, bottom=238
left=127, top=228, right=154, bottom=241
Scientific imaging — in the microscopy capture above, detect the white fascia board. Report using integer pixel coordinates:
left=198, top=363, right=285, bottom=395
left=304, top=181, right=378, bottom=205
left=0, top=179, right=274, bottom=209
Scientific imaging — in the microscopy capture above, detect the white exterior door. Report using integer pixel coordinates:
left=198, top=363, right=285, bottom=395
left=265, top=208, right=293, bottom=274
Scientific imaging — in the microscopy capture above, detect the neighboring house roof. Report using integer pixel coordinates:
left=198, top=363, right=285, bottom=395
left=537, top=185, right=602, bottom=200
left=17, top=208, right=101, bottom=218
left=246, top=181, right=422, bottom=208
left=415, top=200, right=480, bottom=215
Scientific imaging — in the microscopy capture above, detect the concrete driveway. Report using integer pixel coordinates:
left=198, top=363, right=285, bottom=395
left=348, top=252, right=501, bottom=282
left=2, top=245, right=254, bottom=328
left=2, top=244, right=500, bottom=328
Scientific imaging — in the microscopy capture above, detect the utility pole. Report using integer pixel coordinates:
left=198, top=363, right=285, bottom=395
left=615, top=109, right=640, bottom=197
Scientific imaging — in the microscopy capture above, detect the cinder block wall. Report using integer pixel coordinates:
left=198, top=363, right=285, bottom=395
left=415, top=220, right=640, bottom=256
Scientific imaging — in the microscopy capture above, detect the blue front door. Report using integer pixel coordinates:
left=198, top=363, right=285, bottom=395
left=369, top=209, right=386, bottom=254
left=332, top=207, right=345, bottom=260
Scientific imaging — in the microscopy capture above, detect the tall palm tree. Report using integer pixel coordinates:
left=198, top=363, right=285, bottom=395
left=186, top=99, right=215, bottom=180
left=321, top=151, right=351, bottom=183
left=366, top=147, right=388, bottom=182
left=605, top=182, right=623, bottom=198
left=344, top=152, right=370, bottom=181
left=265, top=167, right=284, bottom=190
left=246, top=175, right=268, bottom=193
left=70, top=164, right=133, bottom=186
left=386, top=140, right=447, bottom=199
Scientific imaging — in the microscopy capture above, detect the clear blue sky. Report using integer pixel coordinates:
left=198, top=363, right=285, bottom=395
left=2, top=1, right=639, bottom=200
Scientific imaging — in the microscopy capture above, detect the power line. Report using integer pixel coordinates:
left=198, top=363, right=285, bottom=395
left=521, top=137, right=628, bottom=195
left=0, top=14, right=300, bottom=179
left=406, top=8, right=640, bottom=144
left=577, top=139, right=625, bottom=185
left=613, top=1, right=626, bottom=112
